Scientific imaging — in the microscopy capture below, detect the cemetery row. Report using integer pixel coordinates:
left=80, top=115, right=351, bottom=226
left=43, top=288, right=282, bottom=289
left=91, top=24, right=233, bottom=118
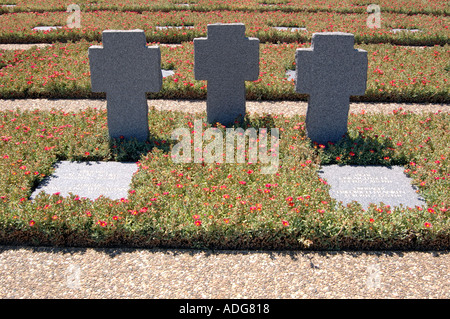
left=0, top=9, right=448, bottom=46
left=1, top=40, right=448, bottom=102
left=0, top=106, right=448, bottom=249
left=0, top=27, right=448, bottom=249
left=1, top=0, right=448, bottom=15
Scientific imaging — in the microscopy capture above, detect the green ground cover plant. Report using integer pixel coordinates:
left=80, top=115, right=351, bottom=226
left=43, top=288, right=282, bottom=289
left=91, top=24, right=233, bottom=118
left=1, top=41, right=448, bottom=102
left=0, top=9, right=448, bottom=46
left=1, top=0, right=448, bottom=15
left=0, top=0, right=448, bottom=250
left=0, top=107, right=448, bottom=249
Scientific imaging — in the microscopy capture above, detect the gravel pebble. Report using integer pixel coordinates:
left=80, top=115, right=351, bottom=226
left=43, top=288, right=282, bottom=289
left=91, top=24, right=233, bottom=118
left=1, top=98, right=449, bottom=116
left=0, top=246, right=448, bottom=299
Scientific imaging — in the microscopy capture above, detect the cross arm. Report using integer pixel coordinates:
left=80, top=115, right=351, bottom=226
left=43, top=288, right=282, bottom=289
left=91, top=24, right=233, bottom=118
left=295, top=48, right=314, bottom=94
left=88, top=46, right=107, bottom=93
left=349, top=48, right=368, bottom=96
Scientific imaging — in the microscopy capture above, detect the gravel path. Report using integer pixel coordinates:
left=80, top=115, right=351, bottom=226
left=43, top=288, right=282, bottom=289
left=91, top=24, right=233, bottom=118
left=1, top=98, right=449, bottom=116
left=0, top=98, right=449, bottom=300
left=0, top=246, right=448, bottom=299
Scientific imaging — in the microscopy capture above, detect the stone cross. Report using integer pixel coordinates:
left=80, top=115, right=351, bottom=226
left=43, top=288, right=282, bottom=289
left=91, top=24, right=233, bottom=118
left=194, top=23, right=259, bottom=125
left=295, top=32, right=368, bottom=145
left=89, top=29, right=162, bottom=141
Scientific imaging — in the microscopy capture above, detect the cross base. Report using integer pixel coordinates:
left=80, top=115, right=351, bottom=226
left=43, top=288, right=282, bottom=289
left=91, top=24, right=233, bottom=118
left=206, top=81, right=246, bottom=125
left=106, top=92, right=149, bottom=141
left=305, top=94, right=350, bottom=145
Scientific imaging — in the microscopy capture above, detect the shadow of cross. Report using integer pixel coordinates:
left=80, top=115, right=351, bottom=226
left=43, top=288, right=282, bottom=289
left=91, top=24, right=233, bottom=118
left=295, top=32, right=368, bottom=145
left=88, top=30, right=162, bottom=141
left=194, top=23, right=259, bottom=125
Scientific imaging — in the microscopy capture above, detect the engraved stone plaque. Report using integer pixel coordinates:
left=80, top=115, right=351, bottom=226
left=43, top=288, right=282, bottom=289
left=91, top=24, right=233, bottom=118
left=30, top=161, right=138, bottom=200
left=318, top=165, right=426, bottom=209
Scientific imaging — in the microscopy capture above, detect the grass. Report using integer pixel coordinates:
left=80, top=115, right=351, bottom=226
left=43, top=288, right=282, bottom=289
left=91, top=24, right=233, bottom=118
left=0, top=107, right=448, bottom=250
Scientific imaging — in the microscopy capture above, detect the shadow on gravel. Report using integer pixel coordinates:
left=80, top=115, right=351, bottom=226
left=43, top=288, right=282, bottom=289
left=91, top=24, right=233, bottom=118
left=0, top=245, right=448, bottom=260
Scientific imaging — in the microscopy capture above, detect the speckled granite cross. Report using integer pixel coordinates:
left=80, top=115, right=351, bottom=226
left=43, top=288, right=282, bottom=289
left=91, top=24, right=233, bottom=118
left=89, top=30, right=162, bottom=141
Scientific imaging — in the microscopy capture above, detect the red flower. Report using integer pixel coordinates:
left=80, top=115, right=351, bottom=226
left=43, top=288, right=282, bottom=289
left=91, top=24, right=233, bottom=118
left=194, top=220, right=202, bottom=226
left=97, top=220, right=107, bottom=227
left=29, top=220, right=35, bottom=226
left=424, top=222, right=432, bottom=228
left=282, top=220, right=289, bottom=227
left=139, top=207, right=148, bottom=213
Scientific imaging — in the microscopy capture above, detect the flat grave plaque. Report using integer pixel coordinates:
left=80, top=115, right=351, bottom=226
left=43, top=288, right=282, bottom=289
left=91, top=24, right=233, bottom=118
left=272, top=27, right=307, bottom=32
left=285, top=69, right=295, bottom=81
left=155, top=26, right=194, bottom=30
left=391, top=28, right=422, bottom=34
left=30, top=161, right=138, bottom=200
left=32, top=26, right=63, bottom=31
left=162, top=69, right=175, bottom=77
left=318, top=165, right=426, bottom=209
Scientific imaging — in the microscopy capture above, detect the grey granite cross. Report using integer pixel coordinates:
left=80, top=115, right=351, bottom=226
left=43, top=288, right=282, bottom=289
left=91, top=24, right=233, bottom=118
left=89, top=30, right=162, bottom=141
left=194, top=23, right=259, bottom=125
left=295, top=32, right=368, bottom=145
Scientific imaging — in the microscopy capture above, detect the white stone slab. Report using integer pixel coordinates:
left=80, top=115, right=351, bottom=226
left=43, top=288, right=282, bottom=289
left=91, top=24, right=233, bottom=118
left=285, top=69, right=295, bottom=81
left=162, top=69, right=175, bottom=77
left=30, top=161, right=138, bottom=200
left=155, top=26, right=194, bottom=30
left=391, top=29, right=422, bottom=34
left=272, top=27, right=307, bottom=32
left=32, top=26, right=63, bottom=31
left=318, top=165, right=426, bottom=209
